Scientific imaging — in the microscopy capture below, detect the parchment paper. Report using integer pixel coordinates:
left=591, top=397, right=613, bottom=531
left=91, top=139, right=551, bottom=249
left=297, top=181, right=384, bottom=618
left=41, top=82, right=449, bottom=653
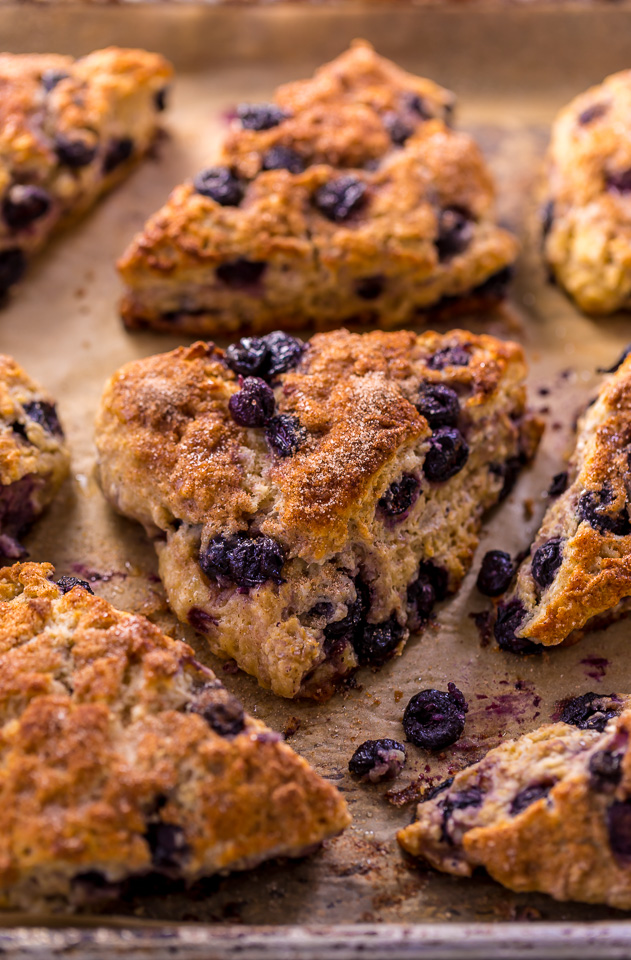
left=2, top=3, right=631, bottom=928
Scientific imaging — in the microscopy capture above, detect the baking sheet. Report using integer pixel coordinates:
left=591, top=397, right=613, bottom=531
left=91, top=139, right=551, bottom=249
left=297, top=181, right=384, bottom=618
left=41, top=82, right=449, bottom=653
left=3, top=2, right=631, bottom=953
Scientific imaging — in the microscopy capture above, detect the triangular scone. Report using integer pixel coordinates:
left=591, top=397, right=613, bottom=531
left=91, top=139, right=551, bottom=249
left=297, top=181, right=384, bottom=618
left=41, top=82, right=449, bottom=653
left=0, top=562, right=349, bottom=912
left=118, top=41, right=517, bottom=336
left=95, top=328, right=542, bottom=700
left=543, top=70, right=631, bottom=315
left=0, top=47, right=172, bottom=299
left=495, top=349, right=631, bottom=653
left=398, top=694, right=631, bottom=909
left=0, top=356, right=69, bottom=560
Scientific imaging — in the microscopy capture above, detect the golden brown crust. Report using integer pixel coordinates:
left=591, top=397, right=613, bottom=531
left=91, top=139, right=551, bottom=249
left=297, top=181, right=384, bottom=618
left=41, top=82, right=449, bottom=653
left=500, top=351, right=631, bottom=647
left=96, top=328, right=541, bottom=698
left=117, top=42, right=517, bottom=335
left=0, top=561, right=349, bottom=911
left=543, top=70, right=631, bottom=314
left=398, top=699, right=631, bottom=909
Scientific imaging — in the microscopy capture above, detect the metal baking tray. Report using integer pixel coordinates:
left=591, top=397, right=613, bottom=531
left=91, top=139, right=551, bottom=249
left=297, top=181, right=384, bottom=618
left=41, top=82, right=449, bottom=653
left=3, top=2, right=631, bottom=956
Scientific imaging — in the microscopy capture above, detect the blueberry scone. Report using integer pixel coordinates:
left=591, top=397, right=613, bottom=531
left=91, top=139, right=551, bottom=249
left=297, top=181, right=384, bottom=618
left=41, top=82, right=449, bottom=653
left=543, top=70, right=631, bottom=314
left=398, top=693, right=631, bottom=909
left=495, top=346, right=631, bottom=653
left=118, top=41, right=517, bottom=336
left=0, top=356, right=69, bottom=561
left=0, top=47, right=172, bottom=299
left=95, top=328, right=542, bottom=700
left=0, top=561, right=350, bottom=911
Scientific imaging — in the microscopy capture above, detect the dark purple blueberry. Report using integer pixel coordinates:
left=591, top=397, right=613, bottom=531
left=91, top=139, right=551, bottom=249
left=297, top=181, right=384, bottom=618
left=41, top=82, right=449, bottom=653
left=348, top=738, right=407, bottom=783
left=531, top=537, right=564, bottom=589
left=559, top=693, right=620, bottom=732
left=11, top=421, right=28, bottom=442
left=237, top=103, right=288, bottom=131
left=354, top=614, right=405, bottom=666
left=187, top=607, right=217, bottom=634
left=423, top=427, right=469, bottom=483
left=199, top=533, right=285, bottom=589
left=441, top=786, right=484, bottom=842
left=403, top=684, right=467, bottom=751
left=23, top=401, right=63, bottom=437
left=541, top=200, right=554, bottom=239
left=407, top=561, right=448, bottom=627
left=355, top=276, right=385, bottom=300
left=314, top=176, right=367, bottom=223
left=378, top=473, right=421, bottom=519
left=189, top=684, right=245, bottom=737
left=404, top=92, right=432, bottom=119
left=421, top=777, right=454, bottom=803
left=491, top=456, right=523, bottom=501
left=55, top=135, right=97, bottom=168
left=193, top=167, right=243, bottom=206
left=225, top=331, right=304, bottom=381
left=41, top=69, right=70, bottom=91
left=510, top=782, right=553, bottom=816
left=383, top=112, right=413, bottom=145
left=426, top=345, right=470, bottom=370
left=323, top=577, right=369, bottom=656
left=216, top=258, right=267, bottom=290
left=598, top=345, right=631, bottom=374
left=56, top=576, right=94, bottom=595
left=472, top=265, right=513, bottom=300
left=476, top=550, right=514, bottom=597
left=265, top=414, right=305, bottom=457
left=589, top=749, right=623, bottom=790
left=435, top=207, right=473, bottom=261
left=0, top=248, right=26, bottom=294
left=0, top=473, right=41, bottom=537
left=228, top=377, right=275, bottom=427
left=608, top=801, right=631, bottom=860
left=154, top=87, right=168, bottom=112
left=3, top=185, right=51, bottom=230
left=548, top=471, right=568, bottom=497
left=144, top=822, right=190, bottom=871
left=72, top=871, right=121, bottom=904
left=607, top=169, right=631, bottom=194
left=578, top=488, right=631, bottom=536
left=495, top=598, right=540, bottom=655
left=416, top=383, right=460, bottom=430
left=103, top=137, right=134, bottom=174
left=261, top=146, right=304, bottom=174
left=578, top=102, right=608, bottom=125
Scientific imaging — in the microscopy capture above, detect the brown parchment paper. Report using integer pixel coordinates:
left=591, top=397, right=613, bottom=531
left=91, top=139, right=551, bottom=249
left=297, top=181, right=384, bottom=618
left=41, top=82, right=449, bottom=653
left=2, top=3, right=631, bottom=930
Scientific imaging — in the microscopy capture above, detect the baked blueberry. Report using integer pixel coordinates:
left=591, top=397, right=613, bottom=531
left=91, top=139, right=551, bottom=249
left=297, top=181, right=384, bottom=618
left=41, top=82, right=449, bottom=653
left=314, top=176, right=367, bottom=222
left=261, top=146, right=305, bottom=174
left=55, top=135, right=97, bottom=168
left=0, top=248, right=26, bottom=294
left=3, top=185, right=51, bottom=230
left=216, top=259, right=267, bottom=290
left=144, top=822, right=190, bottom=871
left=510, top=782, right=553, bottom=816
left=23, top=401, right=63, bottom=437
left=354, top=615, right=405, bottom=666
left=188, top=685, right=245, bottom=738
left=225, top=331, right=304, bottom=380
left=348, top=738, right=407, bottom=783
left=548, top=471, right=568, bottom=497
left=531, top=537, right=564, bottom=589
left=402, top=684, right=468, bottom=750
left=404, top=92, right=432, bottom=119
left=423, top=427, right=469, bottom=483
left=473, top=265, right=513, bottom=300
left=441, top=787, right=483, bottom=842
left=578, top=102, right=608, bottom=125
left=426, top=346, right=470, bottom=370
left=598, top=344, right=631, bottom=374
left=323, top=578, right=369, bottom=655
left=383, top=112, right=413, bottom=145
left=416, top=383, right=460, bottom=429
left=407, top=561, right=448, bottom=626
left=193, top=167, right=243, bottom=207
left=589, top=749, right=623, bottom=790
left=199, top=533, right=286, bottom=589
left=578, top=488, right=631, bottom=536
left=608, top=801, right=631, bottom=860
left=541, top=200, right=555, bottom=239
left=103, top=137, right=134, bottom=174
left=41, top=69, right=70, bottom=91
left=237, top=103, right=289, bottom=131
left=420, top=777, right=454, bottom=804
left=154, top=87, right=168, bottom=112
left=228, top=377, right=275, bottom=427
left=265, top=414, right=305, bottom=457
left=606, top=169, right=631, bottom=194
left=559, top=693, right=620, bottom=732
left=435, top=207, right=473, bottom=261
left=476, top=550, right=514, bottom=597
left=355, top=276, right=385, bottom=300
left=56, top=575, right=94, bottom=595
left=378, top=473, right=421, bottom=518
left=494, top=598, right=539, bottom=654
left=491, top=456, right=524, bottom=501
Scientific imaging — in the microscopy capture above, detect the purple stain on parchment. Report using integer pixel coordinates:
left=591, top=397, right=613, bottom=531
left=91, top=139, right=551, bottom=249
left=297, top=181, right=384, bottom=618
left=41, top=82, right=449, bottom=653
left=70, top=563, right=126, bottom=584
left=221, top=106, right=238, bottom=125
left=580, top=656, right=609, bottom=682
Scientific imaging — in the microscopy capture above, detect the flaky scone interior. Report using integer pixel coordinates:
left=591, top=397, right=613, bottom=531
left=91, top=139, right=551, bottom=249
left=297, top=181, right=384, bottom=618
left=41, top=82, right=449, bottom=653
left=96, top=327, right=542, bottom=700
left=0, top=561, right=349, bottom=912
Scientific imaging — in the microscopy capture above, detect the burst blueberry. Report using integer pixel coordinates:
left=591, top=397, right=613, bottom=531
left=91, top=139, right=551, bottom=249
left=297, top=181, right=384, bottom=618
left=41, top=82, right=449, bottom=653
left=3, top=185, right=51, bottom=230
left=476, top=550, right=514, bottom=597
left=199, top=533, right=285, bottom=589
left=261, top=146, right=305, bottom=173
left=216, top=258, right=267, bottom=290
left=531, top=537, right=564, bottom=589
left=423, top=427, right=469, bottom=483
left=354, top=615, right=404, bottom=666
left=426, top=345, right=470, bottom=370
left=103, top=137, right=134, bottom=174
left=383, top=112, right=413, bottom=145
left=348, top=738, right=407, bottom=783
left=189, top=684, right=245, bottom=737
left=548, top=471, right=568, bottom=497
left=435, top=207, right=473, bottom=261
left=416, top=383, right=460, bottom=429
left=314, top=176, right=367, bottom=222
left=402, top=683, right=468, bottom=751
left=378, top=473, right=421, bottom=518
left=144, top=822, right=190, bottom=871
left=407, top=561, right=448, bottom=627
left=41, top=69, right=69, bottom=91
left=578, top=488, right=631, bottom=536
left=23, top=401, right=63, bottom=437
left=510, top=782, right=553, bottom=816
left=559, top=693, right=620, bottom=732
left=228, top=377, right=275, bottom=428
left=494, top=598, right=540, bottom=654
left=265, top=414, right=305, bottom=457
left=193, top=167, right=243, bottom=206
left=225, top=330, right=304, bottom=380
left=56, top=576, right=94, bottom=595
left=590, top=749, right=623, bottom=790
left=237, top=103, right=288, bottom=130
left=55, top=135, right=97, bottom=168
